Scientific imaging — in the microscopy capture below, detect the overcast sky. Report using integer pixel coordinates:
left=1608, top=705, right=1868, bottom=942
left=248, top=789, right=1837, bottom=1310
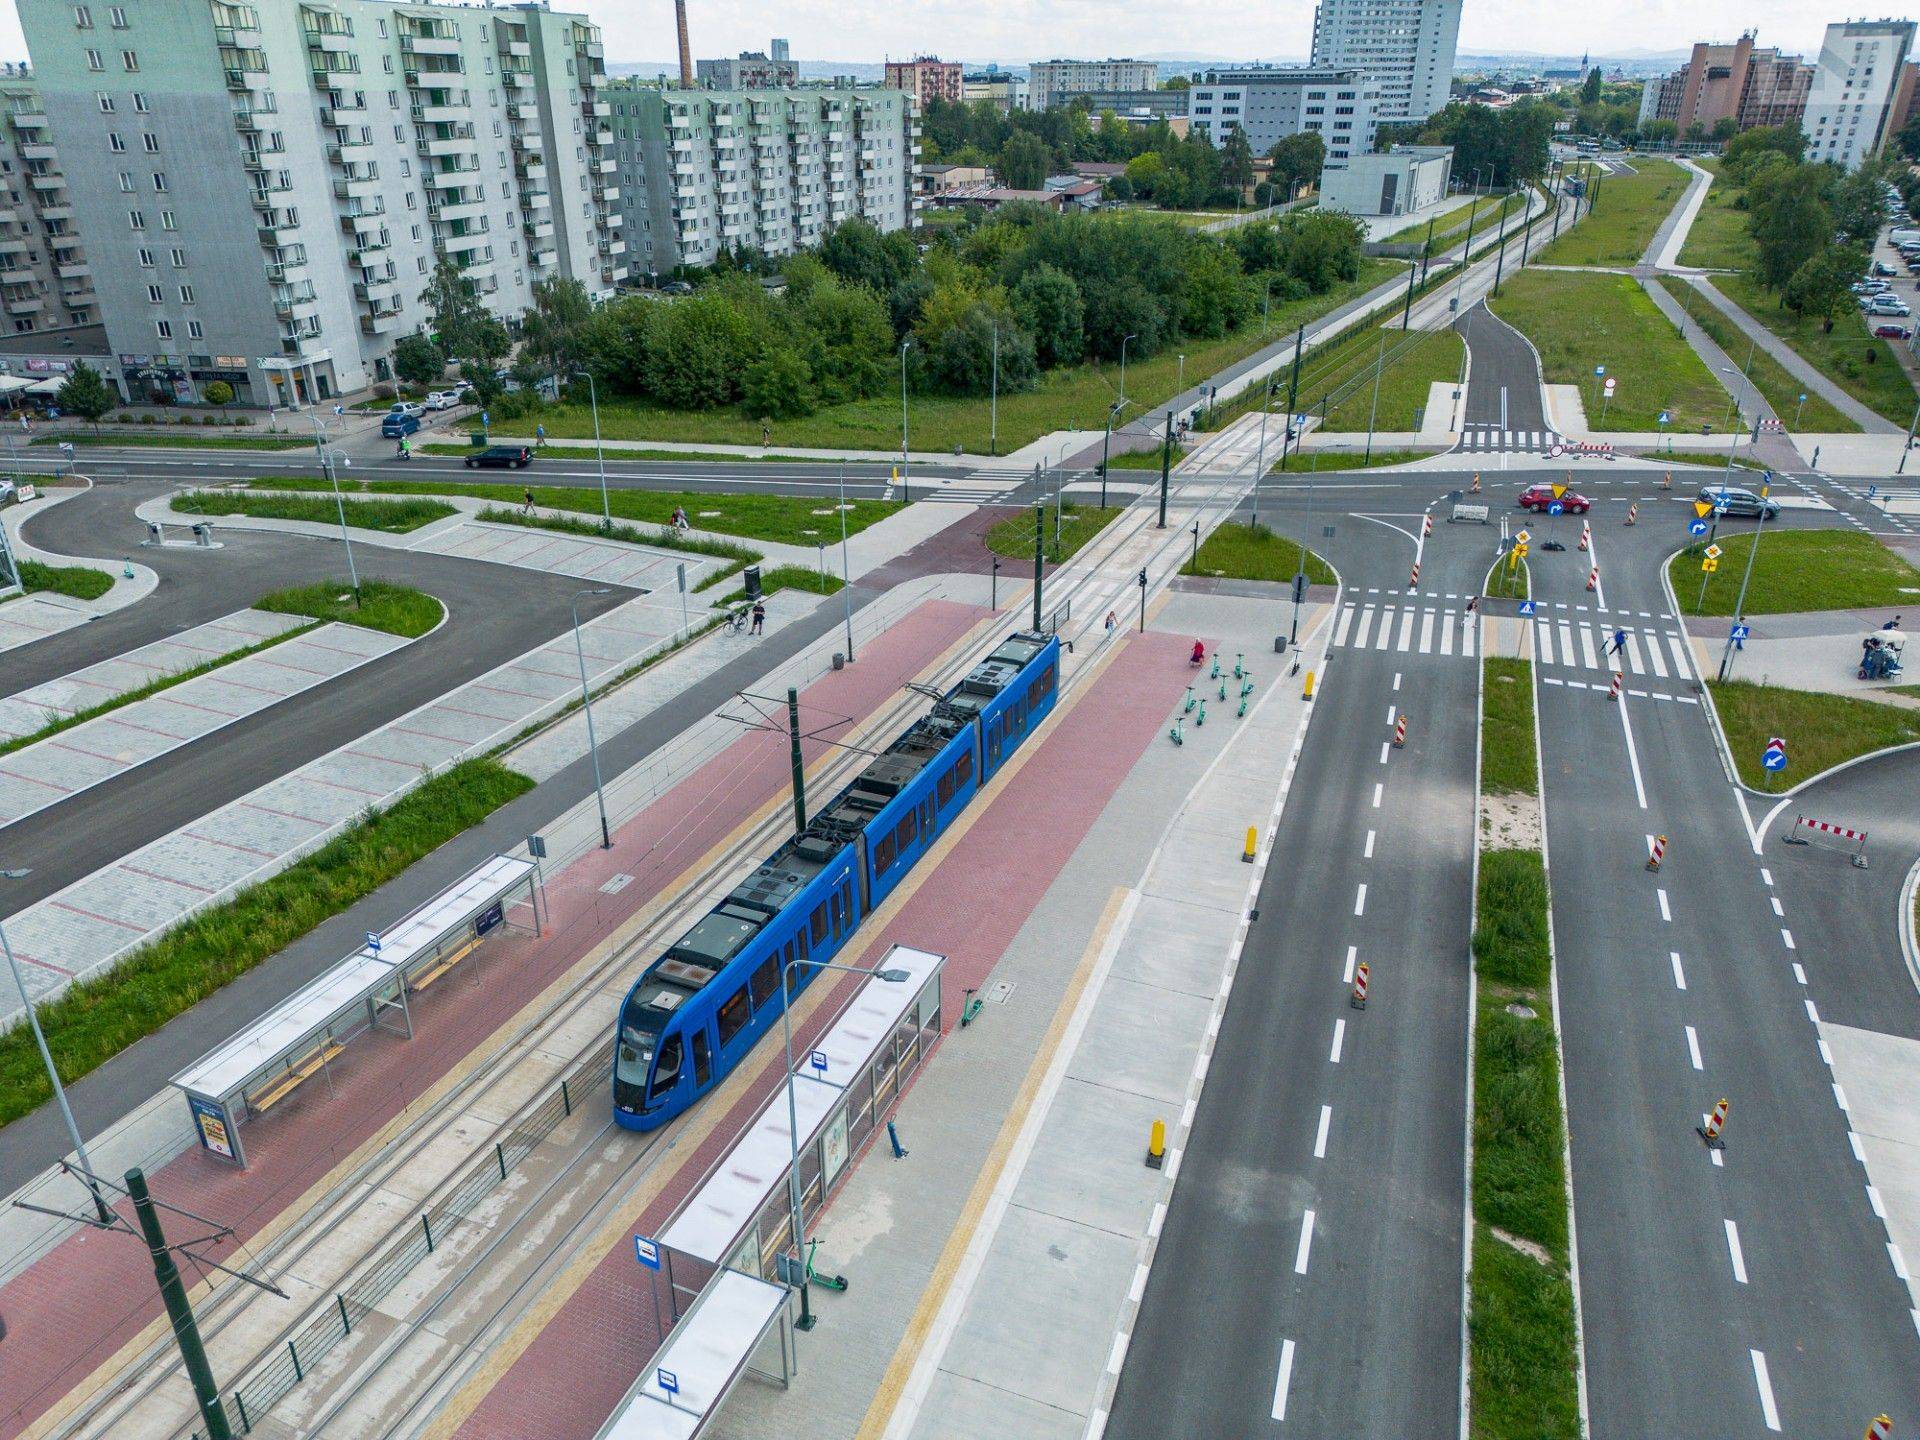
left=0, top=1, right=1851, bottom=70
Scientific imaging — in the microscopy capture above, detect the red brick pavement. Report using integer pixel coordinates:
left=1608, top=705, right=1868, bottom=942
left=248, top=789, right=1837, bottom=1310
left=454, top=630, right=1190, bottom=1440
left=0, top=599, right=986, bottom=1440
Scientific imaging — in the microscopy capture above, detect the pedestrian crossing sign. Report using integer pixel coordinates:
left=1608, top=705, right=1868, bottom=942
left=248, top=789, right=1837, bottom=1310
left=1519, top=600, right=1536, bottom=616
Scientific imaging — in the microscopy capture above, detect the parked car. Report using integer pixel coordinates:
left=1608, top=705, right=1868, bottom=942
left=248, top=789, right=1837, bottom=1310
left=1696, top=485, right=1779, bottom=521
left=1873, top=322, right=1913, bottom=340
left=423, top=390, right=460, bottom=410
left=1854, top=278, right=1891, bottom=293
left=1517, top=483, right=1591, bottom=514
left=380, top=413, right=422, bottom=439
left=1869, top=295, right=1912, bottom=317
left=386, top=400, right=426, bottom=421
left=465, top=444, right=533, bottom=470
left=1874, top=261, right=1898, bottom=277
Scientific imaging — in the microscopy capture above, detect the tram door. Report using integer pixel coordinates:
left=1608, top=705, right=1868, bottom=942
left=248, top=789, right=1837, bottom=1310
left=691, top=1027, right=713, bottom=1093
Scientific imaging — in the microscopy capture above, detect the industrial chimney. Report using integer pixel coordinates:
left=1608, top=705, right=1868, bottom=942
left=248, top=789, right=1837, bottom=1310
left=674, top=0, right=693, bottom=85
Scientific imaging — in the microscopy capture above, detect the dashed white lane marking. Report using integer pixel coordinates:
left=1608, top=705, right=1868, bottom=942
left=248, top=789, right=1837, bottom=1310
left=1107, top=1331, right=1129, bottom=1375
left=1852, top=1131, right=1869, bottom=1164
left=1750, top=1349, right=1782, bottom=1431
left=1130, top=1263, right=1149, bottom=1303
left=1658, top=889, right=1672, bottom=923
left=1363, top=829, right=1376, bottom=859
left=1330, top=1018, right=1346, bottom=1064
left=1760, top=867, right=1773, bottom=887
left=1725, top=1219, right=1748, bottom=1283
left=1314, top=1105, right=1332, bottom=1159
left=1671, top=952, right=1687, bottom=990
left=1769, top=896, right=1784, bottom=917
left=1271, top=1339, right=1296, bottom=1421
left=1392, top=671, right=1402, bottom=692
left=1781, top=928, right=1796, bottom=950
left=1806, top=999, right=1821, bottom=1025
left=1868, top=1184, right=1886, bottom=1218
left=1892, top=1243, right=1910, bottom=1282
left=1372, top=782, right=1383, bottom=808
left=1386, top=704, right=1396, bottom=726
left=1379, top=741, right=1391, bottom=765
left=1293, top=1210, right=1316, bottom=1274
left=1149, top=1202, right=1166, bottom=1238
left=1354, top=883, right=1367, bottom=916
left=1793, top=963, right=1807, bottom=986
left=1343, top=945, right=1357, bottom=984
left=1686, top=1025, right=1704, bottom=1071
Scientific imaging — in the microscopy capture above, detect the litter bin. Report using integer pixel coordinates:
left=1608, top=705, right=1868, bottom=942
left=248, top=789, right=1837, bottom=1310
left=468, top=431, right=487, bottom=447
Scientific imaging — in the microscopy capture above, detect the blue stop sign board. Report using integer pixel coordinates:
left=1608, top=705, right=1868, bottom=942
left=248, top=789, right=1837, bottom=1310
left=1689, top=519, right=1709, bottom=536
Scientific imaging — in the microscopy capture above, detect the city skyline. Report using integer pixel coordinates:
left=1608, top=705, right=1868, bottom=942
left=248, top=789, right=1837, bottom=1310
left=0, top=1, right=1879, bottom=74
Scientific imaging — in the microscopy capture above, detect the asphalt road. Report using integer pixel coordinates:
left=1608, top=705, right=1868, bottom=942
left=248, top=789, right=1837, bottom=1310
left=1454, top=301, right=1551, bottom=437
left=1109, top=476, right=1481, bottom=1434
left=0, top=478, right=632, bottom=914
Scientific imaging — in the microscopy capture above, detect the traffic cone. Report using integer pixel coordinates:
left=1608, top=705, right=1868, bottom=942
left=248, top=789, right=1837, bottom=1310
left=1393, top=714, right=1408, bottom=747
left=1647, top=834, right=1666, bottom=870
left=1866, top=1415, right=1893, bottom=1440
left=1608, top=672, right=1622, bottom=702
left=1350, top=961, right=1370, bottom=1009
left=1578, top=520, right=1591, bottom=552
left=1586, top=565, right=1599, bottom=592
left=1409, top=560, right=1421, bottom=590
left=1661, top=472, right=1672, bottom=491
left=1698, top=1097, right=1729, bottom=1150
left=1625, top=502, right=1638, bottom=526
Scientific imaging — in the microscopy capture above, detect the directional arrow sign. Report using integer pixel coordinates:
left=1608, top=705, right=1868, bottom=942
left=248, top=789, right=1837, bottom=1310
left=1763, top=736, right=1788, bottom=772
left=1688, top=518, right=1709, bottom=536
left=1519, top=599, right=1537, bottom=616
left=1514, top=528, right=1531, bottom=544
left=1548, top=500, right=1565, bottom=515
left=1704, top=543, right=1723, bottom=559
left=1694, top=500, right=1714, bottom=518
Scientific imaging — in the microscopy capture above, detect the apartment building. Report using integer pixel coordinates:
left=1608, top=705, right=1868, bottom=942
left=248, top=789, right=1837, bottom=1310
left=883, top=56, right=960, bottom=109
left=1803, top=18, right=1917, bottom=171
left=1309, top=0, right=1461, bottom=122
left=698, top=41, right=798, bottom=91
left=1637, top=34, right=1813, bottom=135
left=15, top=0, right=625, bottom=406
left=961, top=71, right=1026, bottom=113
left=610, top=79, right=915, bottom=277
left=0, top=72, right=97, bottom=336
left=1189, top=65, right=1380, bottom=166
left=1027, top=58, right=1157, bottom=112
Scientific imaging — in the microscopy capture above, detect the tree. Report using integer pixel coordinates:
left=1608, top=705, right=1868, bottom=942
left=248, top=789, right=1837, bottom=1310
left=1218, top=123, right=1256, bottom=193
left=419, top=256, right=490, bottom=362
left=201, top=379, right=233, bottom=406
left=1010, top=263, right=1085, bottom=368
left=741, top=347, right=815, bottom=418
left=1581, top=67, right=1603, bottom=105
left=1721, top=124, right=1805, bottom=180
left=1710, top=116, right=1739, bottom=143
left=1748, top=166, right=1833, bottom=289
left=1267, top=131, right=1326, bottom=197
left=517, top=276, right=593, bottom=380
left=1898, top=109, right=1920, bottom=163
left=394, top=332, right=445, bottom=388
left=1783, top=247, right=1860, bottom=330
left=998, top=131, right=1052, bottom=191
left=55, top=362, right=113, bottom=431
left=921, top=305, right=1037, bottom=396
left=820, top=218, right=915, bottom=294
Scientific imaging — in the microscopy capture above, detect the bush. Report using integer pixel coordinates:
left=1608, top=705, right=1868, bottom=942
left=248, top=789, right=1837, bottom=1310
left=139, top=413, right=156, bottom=424
left=202, top=379, right=234, bottom=406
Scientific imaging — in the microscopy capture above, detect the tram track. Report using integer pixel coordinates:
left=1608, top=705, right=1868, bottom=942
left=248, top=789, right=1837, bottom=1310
left=48, top=615, right=999, bottom=1440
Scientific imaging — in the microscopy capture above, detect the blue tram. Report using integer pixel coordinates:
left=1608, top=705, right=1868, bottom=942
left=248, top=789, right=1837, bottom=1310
left=613, top=630, right=1061, bottom=1130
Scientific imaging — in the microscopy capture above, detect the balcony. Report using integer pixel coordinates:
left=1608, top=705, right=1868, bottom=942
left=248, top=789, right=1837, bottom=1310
left=588, top=126, right=614, bottom=147
left=257, top=213, right=300, bottom=244
left=345, top=243, right=388, bottom=268
left=433, top=197, right=487, bottom=223
left=521, top=187, right=551, bottom=211
left=304, top=28, right=353, bottom=54
left=502, top=68, right=533, bottom=88
left=499, top=36, right=531, bottom=58
left=456, top=252, right=495, bottom=275
left=56, top=261, right=90, bottom=280
left=583, top=100, right=611, bottom=120
left=339, top=209, right=386, bottom=234
left=428, top=167, right=479, bottom=190
left=0, top=238, right=26, bottom=257
left=410, top=98, right=468, bottom=124
left=7, top=294, right=43, bottom=315
left=19, top=141, right=57, bottom=164
left=332, top=176, right=381, bottom=200
left=512, top=100, right=539, bottom=121
left=360, top=309, right=402, bottom=335
left=439, top=224, right=490, bottom=252
left=595, top=184, right=621, bottom=205
left=400, top=33, right=461, bottom=56
left=319, top=98, right=364, bottom=124
left=510, top=128, right=544, bottom=152
left=421, top=133, right=477, bottom=158
left=7, top=109, right=47, bottom=131
left=28, top=173, right=65, bottom=193
left=522, top=216, right=554, bottom=238
left=530, top=247, right=557, bottom=267
left=353, top=276, right=399, bottom=302
left=604, top=209, right=624, bottom=227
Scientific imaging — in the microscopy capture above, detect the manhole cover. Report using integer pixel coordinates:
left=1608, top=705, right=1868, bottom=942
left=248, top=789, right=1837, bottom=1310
left=985, top=980, right=1016, bottom=1004
left=600, top=873, right=635, bottom=895
left=1506, top=1002, right=1536, bottom=1019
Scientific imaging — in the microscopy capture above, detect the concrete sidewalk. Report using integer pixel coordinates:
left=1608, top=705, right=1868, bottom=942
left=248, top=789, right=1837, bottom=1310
left=2, top=483, right=159, bottom=653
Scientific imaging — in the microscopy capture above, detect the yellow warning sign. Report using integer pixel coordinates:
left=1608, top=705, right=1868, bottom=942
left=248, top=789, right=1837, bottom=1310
left=1701, top=556, right=1720, bottom=573
left=1551, top=483, right=1567, bottom=499
left=1694, top=500, right=1713, bottom=518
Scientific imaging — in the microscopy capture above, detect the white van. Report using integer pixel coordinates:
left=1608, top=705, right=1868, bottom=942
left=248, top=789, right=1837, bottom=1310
left=1891, top=227, right=1920, bottom=247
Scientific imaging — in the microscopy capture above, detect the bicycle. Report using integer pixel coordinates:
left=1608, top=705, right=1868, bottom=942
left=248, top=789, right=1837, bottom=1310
left=722, top=605, right=749, bottom=635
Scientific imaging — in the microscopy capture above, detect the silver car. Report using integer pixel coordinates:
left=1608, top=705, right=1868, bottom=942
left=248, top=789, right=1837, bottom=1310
left=1697, top=485, right=1779, bottom=521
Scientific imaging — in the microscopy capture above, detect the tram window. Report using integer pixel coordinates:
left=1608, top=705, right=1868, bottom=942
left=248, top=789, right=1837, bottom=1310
left=717, top=987, right=750, bottom=1046
left=751, top=956, right=779, bottom=1008
left=874, top=833, right=895, bottom=876
left=785, top=939, right=801, bottom=992
left=898, top=808, right=917, bottom=851
left=649, top=1035, right=683, bottom=1097
left=922, top=799, right=933, bottom=832
left=936, top=766, right=955, bottom=807
left=832, top=887, right=848, bottom=935
left=1037, top=663, right=1056, bottom=698
left=810, top=904, right=828, bottom=946
left=692, top=1029, right=712, bottom=1086
left=955, top=748, right=972, bottom=785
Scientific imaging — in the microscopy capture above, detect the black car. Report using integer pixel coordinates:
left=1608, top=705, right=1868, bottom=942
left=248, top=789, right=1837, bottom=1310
left=466, top=445, right=534, bottom=470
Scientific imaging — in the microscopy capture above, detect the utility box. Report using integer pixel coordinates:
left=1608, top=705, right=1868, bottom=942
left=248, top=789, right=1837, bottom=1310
left=743, top=564, right=763, bottom=599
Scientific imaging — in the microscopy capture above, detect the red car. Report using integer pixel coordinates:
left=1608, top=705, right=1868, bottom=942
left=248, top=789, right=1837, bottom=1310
left=1517, top=484, right=1591, bottom=514
left=1873, top=322, right=1912, bottom=340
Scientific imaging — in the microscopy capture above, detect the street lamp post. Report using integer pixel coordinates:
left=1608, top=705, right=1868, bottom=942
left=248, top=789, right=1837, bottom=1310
left=1119, top=332, right=1138, bottom=408
left=572, top=369, right=610, bottom=534
left=989, top=323, right=999, bottom=458
left=310, top=417, right=361, bottom=605
left=836, top=468, right=854, bottom=663
left=1, top=868, right=113, bottom=1224
left=1099, top=399, right=1123, bottom=510
left=778, top=957, right=910, bottom=1332
left=898, top=339, right=913, bottom=502
left=570, top=588, right=614, bottom=849
left=1250, top=380, right=1272, bottom=529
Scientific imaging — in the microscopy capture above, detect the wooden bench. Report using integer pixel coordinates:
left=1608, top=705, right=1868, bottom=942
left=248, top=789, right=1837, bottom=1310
left=249, top=1040, right=344, bottom=1113
left=407, top=934, right=481, bottom=994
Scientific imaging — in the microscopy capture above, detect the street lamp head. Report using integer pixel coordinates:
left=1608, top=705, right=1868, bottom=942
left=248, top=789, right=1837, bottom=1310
left=0, top=867, right=28, bottom=880
left=874, top=968, right=911, bottom=983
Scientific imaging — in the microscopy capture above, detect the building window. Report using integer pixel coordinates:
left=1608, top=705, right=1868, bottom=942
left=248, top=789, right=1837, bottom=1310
left=136, top=246, right=153, bottom=266
left=109, top=5, right=126, bottom=25
left=74, top=4, right=93, bottom=26
left=85, top=48, right=103, bottom=70
left=145, top=283, right=161, bottom=302
left=179, top=284, right=193, bottom=303
left=122, top=49, right=138, bottom=71
left=169, top=246, right=185, bottom=265
left=187, top=319, right=202, bottom=339
left=97, top=92, right=115, bottom=112
left=127, top=208, right=143, bottom=229
left=116, top=171, right=133, bottom=192
left=108, top=132, right=125, bottom=152
left=132, top=91, right=148, bottom=112
left=160, top=209, right=175, bottom=229
left=152, top=172, right=167, bottom=191
left=155, top=319, right=171, bottom=338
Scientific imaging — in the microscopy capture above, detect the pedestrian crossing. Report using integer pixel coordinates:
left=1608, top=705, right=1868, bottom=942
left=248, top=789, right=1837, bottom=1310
left=1332, top=602, right=1479, bottom=657
left=1531, top=616, right=1695, bottom=684
left=1455, top=425, right=1564, bottom=453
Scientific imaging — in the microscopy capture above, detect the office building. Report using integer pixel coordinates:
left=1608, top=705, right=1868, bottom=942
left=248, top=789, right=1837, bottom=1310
left=15, top=0, right=626, bottom=406
left=697, top=43, right=799, bottom=91
left=1638, top=35, right=1813, bottom=135
left=0, top=72, right=97, bottom=335
left=610, top=79, right=915, bottom=276
left=1189, top=65, right=1380, bottom=166
left=1027, top=59, right=1158, bottom=111
left=962, top=71, right=1027, bottom=113
left=1073, top=88, right=1187, bottom=121
left=883, top=56, right=960, bottom=108
left=1318, top=142, right=1451, bottom=215
left=1802, top=18, right=1917, bottom=170
left=1309, top=0, right=1461, bottom=122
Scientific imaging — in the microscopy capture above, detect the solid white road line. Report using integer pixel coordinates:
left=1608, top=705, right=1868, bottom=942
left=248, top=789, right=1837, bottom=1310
left=1686, top=1025, right=1704, bottom=1071
left=1750, top=1349, right=1782, bottom=1431
left=1294, top=1210, right=1316, bottom=1274
left=1343, top=945, right=1358, bottom=984
left=1671, top=952, right=1687, bottom=990
left=1330, top=1018, right=1346, bottom=1063
left=1314, top=1105, right=1332, bottom=1159
left=1354, top=883, right=1367, bottom=916
left=1617, top=686, right=1648, bottom=809
left=1272, top=1339, right=1296, bottom=1421
left=1363, top=829, right=1376, bottom=859
left=1725, top=1219, right=1748, bottom=1283
left=1658, top=889, right=1671, bottom=923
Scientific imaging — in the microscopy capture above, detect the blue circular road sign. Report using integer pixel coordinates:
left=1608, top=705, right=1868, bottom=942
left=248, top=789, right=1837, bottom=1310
left=1689, top=518, right=1709, bottom=536
left=1548, top=500, right=1565, bottom=515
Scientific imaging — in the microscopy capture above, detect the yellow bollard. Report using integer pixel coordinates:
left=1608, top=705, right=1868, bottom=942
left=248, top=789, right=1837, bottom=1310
left=1303, top=669, right=1316, bottom=700
left=1146, top=1118, right=1166, bottom=1169
left=1243, top=826, right=1257, bottom=863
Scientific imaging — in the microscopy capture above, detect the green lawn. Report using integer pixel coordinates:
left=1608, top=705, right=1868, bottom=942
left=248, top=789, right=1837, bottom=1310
left=1180, top=522, right=1336, bottom=585
left=1470, top=1224, right=1581, bottom=1440
left=984, top=502, right=1123, bottom=563
left=0, top=758, right=532, bottom=1130
left=172, top=489, right=456, bottom=534
left=1491, top=269, right=1729, bottom=432
left=711, top=563, right=844, bottom=601
left=1533, top=156, right=1687, bottom=267
left=1278, top=447, right=1440, bottom=470
left=1709, top=680, right=1920, bottom=791
left=257, top=578, right=443, bottom=638
left=1486, top=554, right=1530, bottom=600
left=18, top=559, right=112, bottom=600
left=1713, top=272, right=1918, bottom=428
left=1301, top=324, right=1464, bottom=432
left=415, top=441, right=843, bottom=464
left=1482, top=656, right=1539, bottom=795
left=1381, top=191, right=1523, bottom=248
left=246, top=476, right=899, bottom=547
left=1675, top=173, right=1755, bottom=271
left=35, top=431, right=316, bottom=450
left=1106, top=446, right=1188, bottom=470
left=1673, top=528, right=1920, bottom=616
left=506, top=261, right=1405, bottom=456
left=1655, top=277, right=1856, bottom=433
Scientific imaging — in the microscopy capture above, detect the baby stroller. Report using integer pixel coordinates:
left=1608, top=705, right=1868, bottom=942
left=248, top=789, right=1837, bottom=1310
left=1859, top=632, right=1906, bottom=681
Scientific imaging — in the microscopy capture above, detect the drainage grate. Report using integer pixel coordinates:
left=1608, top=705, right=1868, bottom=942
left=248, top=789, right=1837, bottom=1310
left=600, top=873, right=634, bottom=895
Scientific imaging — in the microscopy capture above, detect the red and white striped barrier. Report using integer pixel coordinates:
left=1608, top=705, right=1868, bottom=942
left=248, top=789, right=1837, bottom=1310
left=1759, top=418, right=1785, bottom=434
left=1351, top=960, right=1370, bottom=1009
left=1469, top=473, right=1482, bottom=494
left=1421, top=512, right=1433, bottom=539
left=1607, top=672, right=1622, bottom=702
left=1782, top=814, right=1871, bottom=868
left=1646, top=834, right=1666, bottom=871
left=1866, top=1415, right=1893, bottom=1440
left=1393, top=714, right=1407, bottom=747
left=1625, top=502, right=1639, bottom=526
left=1578, top=520, right=1591, bottom=552
left=1573, top=441, right=1614, bottom=455
left=1586, top=565, right=1599, bottom=592
left=1699, top=1096, right=1729, bottom=1149
left=1408, top=561, right=1420, bottom=590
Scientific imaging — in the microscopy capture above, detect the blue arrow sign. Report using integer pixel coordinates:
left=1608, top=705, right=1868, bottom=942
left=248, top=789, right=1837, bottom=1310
left=1689, top=519, right=1709, bottom=536
left=1763, top=747, right=1788, bottom=772
left=1548, top=500, right=1565, bottom=515
left=634, top=1235, right=661, bottom=1270
left=1518, top=599, right=1537, bottom=616
left=1730, top=623, right=1751, bottom=641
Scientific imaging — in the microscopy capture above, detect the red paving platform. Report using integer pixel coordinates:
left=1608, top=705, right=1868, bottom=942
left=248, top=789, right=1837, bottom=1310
left=0, top=599, right=987, bottom=1440
left=453, top=630, right=1191, bottom=1440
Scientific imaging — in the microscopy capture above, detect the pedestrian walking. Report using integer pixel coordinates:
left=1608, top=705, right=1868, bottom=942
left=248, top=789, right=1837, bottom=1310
left=535, top=422, right=547, bottom=448
left=522, top=485, right=535, bottom=514
left=1884, top=614, right=1903, bottom=631
left=750, top=598, right=766, bottom=636
left=1606, top=626, right=1626, bottom=658
left=1733, top=614, right=1746, bottom=651
left=1105, top=609, right=1117, bottom=639
left=1463, top=595, right=1479, bottom=624
left=762, top=422, right=771, bottom=447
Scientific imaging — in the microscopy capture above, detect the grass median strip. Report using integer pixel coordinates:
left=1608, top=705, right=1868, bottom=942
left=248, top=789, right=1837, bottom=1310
left=34, top=431, right=319, bottom=450
left=0, top=757, right=534, bottom=1130
left=1708, top=679, right=1920, bottom=791
left=1471, top=653, right=1579, bottom=1440
left=1533, top=157, right=1687, bottom=267
left=1655, top=276, right=1855, bottom=434
left=1672, top=528, right=1920, bottom=616
left=1278, top=447, right=1439, bottom=471
left=1180, top=521, right=1335, bottom=585
left=415, top=441, right=844, bottom=464
left=257, top=578, right=443, bottom=638
left=17, top=559, right=112, bottom=601
left=173, top=489, right=456, bottom=534
left=471, top=504, right=761, bottom=576
left=985, top=501, right=1124, bottom=562
left=1712, top=272, right=1916, bottom=428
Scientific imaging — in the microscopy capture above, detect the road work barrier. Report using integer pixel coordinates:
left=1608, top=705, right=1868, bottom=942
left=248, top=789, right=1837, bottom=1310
left=1421, top=513, right=1433, bottom=539
left=1408, top=561, right=1421, bottom=590
left=1647, top=835, right=1666, bottom=871
left=1782, top=814, right=1870, bottom=869
left=1625, top=502, right=1638, bottom=526
left=1698, top=1097, right=1729, bottom=1150
left=1350, top=961, right=1370, bottom=1009
left=1469, top=472, right=1482, bottom=494
left=1866, top=1415, right=1893, bottom=1440
left=1586, top=565, right=1599, bottom=592
left=1393, top=714, right=1407, bottom=747
left=1607, top=672, right=1622, bottom=702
